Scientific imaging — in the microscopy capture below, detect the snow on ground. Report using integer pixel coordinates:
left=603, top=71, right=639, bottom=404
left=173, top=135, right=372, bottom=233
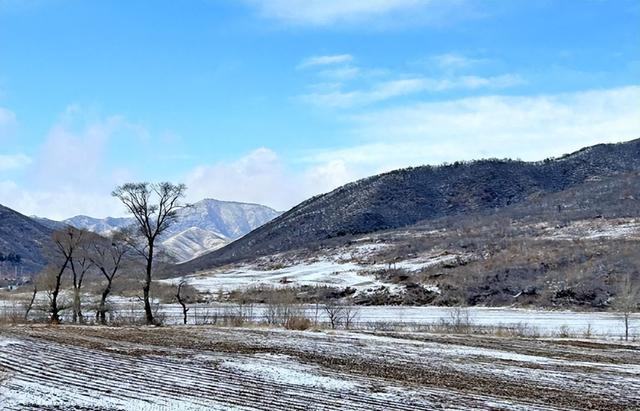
left=181, top=260, right=372, bottom=292
left=0, top=326, right=637, bottom=410
left=541, top=218, right=640, bottom=240
left=90, top=301, right=638, bottom=338
left=168, top=244, right=458, bottom=296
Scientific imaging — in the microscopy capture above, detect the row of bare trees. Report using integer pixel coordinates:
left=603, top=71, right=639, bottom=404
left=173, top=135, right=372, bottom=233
left=39, top=182, right=187, bottom=325
left=44, top=227, right=131, bottom=324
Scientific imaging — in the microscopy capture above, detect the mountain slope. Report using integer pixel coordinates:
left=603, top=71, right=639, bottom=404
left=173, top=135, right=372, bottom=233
left=179, top=138, right=640, bottom=273
left=161, top=227, right=228, bottom=263
left=167, top=199, right=281, bottom=240
left=0, top=204, right=53, bottom=274
left=41, top=199, right=281, bottom=262
left=58, top=199, right=281, bottom=240
left=64, top=215, right=132, bottom=236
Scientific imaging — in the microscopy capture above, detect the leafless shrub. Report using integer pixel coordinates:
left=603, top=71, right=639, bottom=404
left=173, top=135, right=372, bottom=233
left=222, top=303, right=254, bottom=326
left=264, top=288, right=301, bottom=326
left=284, top=316, right=312, bottom=330
left=555, top=325, right=572, bottom=338
left=0, top=299, right=26, bottom=325
left=342, top=305, right=360, bottom=330
left=442, top=306, right=472, bottom=333
left=193, top=307, right=219, bottom=325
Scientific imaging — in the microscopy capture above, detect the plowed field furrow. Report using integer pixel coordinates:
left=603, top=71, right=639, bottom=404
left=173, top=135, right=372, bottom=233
left=1, top=341, right=429, bottom=411
left=2, top=326, right=638, bottom=411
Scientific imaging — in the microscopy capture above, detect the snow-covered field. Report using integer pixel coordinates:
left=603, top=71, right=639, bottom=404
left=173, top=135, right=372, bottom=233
left=2, top=296, right=636, bottom=338
left=125, top=303, right=636, bottom=338
left=166, top=246, right=458, bottom=295
left=0, top=325, right=638, bottom=410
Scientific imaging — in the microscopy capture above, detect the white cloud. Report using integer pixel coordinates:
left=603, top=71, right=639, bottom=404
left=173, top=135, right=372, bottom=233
left=0, top=179, right=124, bottom=220
left=305, top=86, right=640, bottom=169
left=0, top=107, right=147, bottom=219
left=429, top=52, right=487, bottom=71
left=0, top=153, right=31, bottom=171
left=184, top=148, right=357, bottom=211
left=303, top=159, right=357, bottom=194
left=248, top=0, right=426, bottom=26
left=5, top=86, right=638, bottom=219
left=185, top=148, right=297, bottom=210
left=298, top=54, right=353, bottom=68
left=301, top=74, right=524, bottom=108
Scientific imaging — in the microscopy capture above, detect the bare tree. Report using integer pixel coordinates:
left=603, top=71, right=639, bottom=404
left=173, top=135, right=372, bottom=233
left=615, top=274, right=638, bottom=341
left=112, top=182, right=187, bottom=325
left=24, top=283, right=37, bottom=321
left=89, top=232, right=131, bottom=325
left=70, top=240, right=94, bottom=324
left=342, top=305, right=360, bottom=330
left=176, top=280, right=190, bottom=325
left=48, top=227, right=87, bottom=324
left=323, top=302, right=345, bottom=330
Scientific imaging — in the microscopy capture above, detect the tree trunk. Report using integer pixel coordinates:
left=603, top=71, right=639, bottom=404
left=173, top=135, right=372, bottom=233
left=177, top=298, right=189, bottom=325
left=50, top=259, right=69, bottom=324
left=144, top=243, right=154, bottom=325
left=625, top=313, right=629, bottom=342
left=181, top=303, right=189, bottom=325
left=24, top=286, right=37, bottom=321
left=98, top=281, right=112, bottom=325
left=72, top=286, right=82, bottom=324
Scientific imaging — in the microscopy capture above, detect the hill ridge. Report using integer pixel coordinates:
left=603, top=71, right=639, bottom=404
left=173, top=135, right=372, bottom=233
left=178, top=138, right=640, bottom=273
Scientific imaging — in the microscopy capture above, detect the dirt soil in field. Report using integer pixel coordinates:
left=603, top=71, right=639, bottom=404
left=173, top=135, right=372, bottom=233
left=0, top=325, right=638, bottom=410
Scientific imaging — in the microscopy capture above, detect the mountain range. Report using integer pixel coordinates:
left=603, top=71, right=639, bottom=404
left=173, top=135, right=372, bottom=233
left=0, top=199, right=280, bottom=274
left=178, top=138, right=640, bottom=274
left=38, top=199, right=281, bottom=263
left=3, top=139, right=640, bottom=277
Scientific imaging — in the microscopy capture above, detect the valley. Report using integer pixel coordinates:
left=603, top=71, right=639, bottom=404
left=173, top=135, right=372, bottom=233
left=1, top=141, right=639, bottom=410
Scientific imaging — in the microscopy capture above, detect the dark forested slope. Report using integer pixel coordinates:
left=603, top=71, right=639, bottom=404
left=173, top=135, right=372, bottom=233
left=180, top=139, right=640, bottom=273
left=0, top=204, right=53, bottom=274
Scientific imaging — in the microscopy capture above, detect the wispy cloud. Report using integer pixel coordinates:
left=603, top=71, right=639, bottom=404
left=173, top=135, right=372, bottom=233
left=297, top=51, right=524, bottom=108
left=428, top=52, right=487, bottom=71
left=187, top=86, right=640, bottom=212
left=301, top=74, right=524, bottom=108
left=247, top=0, right=427, bottom=26
left=0, top=153, right=31, bottom=171
left=298, top=54, right=354, bottom=68
left=306, top=86, right=640, bottom=169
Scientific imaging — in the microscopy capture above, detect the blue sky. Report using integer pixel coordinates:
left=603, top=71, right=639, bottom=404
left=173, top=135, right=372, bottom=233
left=0, top=0, right=639, bottom=218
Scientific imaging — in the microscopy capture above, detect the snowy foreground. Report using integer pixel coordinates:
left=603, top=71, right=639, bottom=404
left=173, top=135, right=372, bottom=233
left=0, top=325, right=638, bottom=410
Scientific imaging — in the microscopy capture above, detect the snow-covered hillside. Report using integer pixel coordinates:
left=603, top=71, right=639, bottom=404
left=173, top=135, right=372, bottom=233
left=59, top=199, right=280, bottom=239
left=35, top=199, right=281, bottom=262
left=161, top=227, right=228, bottom=263
left=64, top=215, right=132, bottom=236
left=168, top=199, right=281, bottom=240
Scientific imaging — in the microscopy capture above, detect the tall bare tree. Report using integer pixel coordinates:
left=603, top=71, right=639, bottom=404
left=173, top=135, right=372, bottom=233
left=48, top=227, right=87, bottom=324
left=112, top=182, right=186, bottom=324
left=70, top=242, right=93, bottom=324
left=89, top=232, right=131, bottom=325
